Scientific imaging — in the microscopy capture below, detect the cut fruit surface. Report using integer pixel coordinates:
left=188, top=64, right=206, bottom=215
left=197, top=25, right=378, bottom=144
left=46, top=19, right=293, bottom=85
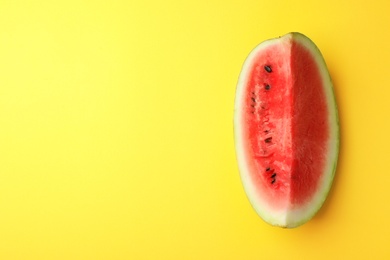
left=234, top=32, right=339, bottom=228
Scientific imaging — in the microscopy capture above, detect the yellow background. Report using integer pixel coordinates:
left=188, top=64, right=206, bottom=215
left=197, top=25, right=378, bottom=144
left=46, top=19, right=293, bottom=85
left=0, top=0, right=389, bottom=259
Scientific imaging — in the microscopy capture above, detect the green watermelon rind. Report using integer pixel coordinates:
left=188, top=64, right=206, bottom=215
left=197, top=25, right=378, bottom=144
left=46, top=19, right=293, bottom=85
left=234, top=32, right=339, bottom=228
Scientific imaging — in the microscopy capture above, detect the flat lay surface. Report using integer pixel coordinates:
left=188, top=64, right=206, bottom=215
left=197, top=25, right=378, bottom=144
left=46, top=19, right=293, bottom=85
left=0, top=0, right=389, bottom=259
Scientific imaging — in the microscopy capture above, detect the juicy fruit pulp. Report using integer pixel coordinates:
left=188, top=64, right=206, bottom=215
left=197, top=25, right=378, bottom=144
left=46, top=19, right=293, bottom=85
left=234, top=33, right=339, bottom=228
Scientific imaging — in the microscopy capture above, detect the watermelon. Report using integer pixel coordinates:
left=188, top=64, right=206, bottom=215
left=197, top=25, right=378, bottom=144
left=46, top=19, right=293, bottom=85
left=234, top=32, right=339, bottom=228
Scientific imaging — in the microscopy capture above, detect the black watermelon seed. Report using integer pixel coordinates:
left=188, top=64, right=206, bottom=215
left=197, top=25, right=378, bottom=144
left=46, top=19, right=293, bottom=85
left=251, top=97, right=256, bottom=102
left=271, top=173, right=276, bottom=178
left=264, top=65, right=272, bottom=73
left=265, top=84, right=271, bottom=90
left=265, top=137, right=272, bottom=143
left=271, top=179, right=276, bottom=184
left=266, top=167, right=270, bottom=171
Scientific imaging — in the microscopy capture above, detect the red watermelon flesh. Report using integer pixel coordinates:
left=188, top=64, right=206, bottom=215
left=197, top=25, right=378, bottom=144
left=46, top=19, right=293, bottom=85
left=234, top=33, right=339, bottom=228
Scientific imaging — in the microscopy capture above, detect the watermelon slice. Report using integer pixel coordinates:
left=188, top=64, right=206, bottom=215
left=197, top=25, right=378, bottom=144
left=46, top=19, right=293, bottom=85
left=234, top=32, right=339, bottom=228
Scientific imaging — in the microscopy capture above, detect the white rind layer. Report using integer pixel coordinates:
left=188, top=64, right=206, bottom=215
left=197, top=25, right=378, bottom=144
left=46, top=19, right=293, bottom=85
left=234, top=32, right=339, bottom=228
